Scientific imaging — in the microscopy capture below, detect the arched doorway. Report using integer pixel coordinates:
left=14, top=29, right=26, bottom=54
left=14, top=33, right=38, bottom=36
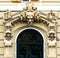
left=16, top=28, right=44, bottom=58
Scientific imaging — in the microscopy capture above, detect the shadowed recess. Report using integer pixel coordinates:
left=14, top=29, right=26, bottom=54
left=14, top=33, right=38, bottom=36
left=16, top=29, right=44, bottom=58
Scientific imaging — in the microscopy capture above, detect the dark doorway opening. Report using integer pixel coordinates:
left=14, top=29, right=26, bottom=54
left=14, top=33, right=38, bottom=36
left=16, top=29, right=44, bottom=58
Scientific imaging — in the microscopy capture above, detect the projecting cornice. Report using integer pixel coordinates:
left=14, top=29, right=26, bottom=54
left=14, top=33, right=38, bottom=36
left=3, top=3, right=57, bottom=27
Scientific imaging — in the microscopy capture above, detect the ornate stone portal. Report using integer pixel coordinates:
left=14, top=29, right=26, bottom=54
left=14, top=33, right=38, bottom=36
left=2, top=3, right=58, bottom=58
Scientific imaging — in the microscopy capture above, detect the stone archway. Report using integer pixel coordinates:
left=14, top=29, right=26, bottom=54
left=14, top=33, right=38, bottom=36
left=16, top=28, right=45, bottom=58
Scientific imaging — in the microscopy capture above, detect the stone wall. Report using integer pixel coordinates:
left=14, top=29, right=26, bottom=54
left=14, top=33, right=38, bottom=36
left=0, top=12, right=5, bottom=58
left=56, top=17, right=60, bottom=58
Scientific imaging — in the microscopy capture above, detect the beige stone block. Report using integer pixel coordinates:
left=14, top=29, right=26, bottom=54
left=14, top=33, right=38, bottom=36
left=57, top=41, right=60, bottom=47
left=48, top=48, right=56, bottom=57
left=0, top=41, right=4, bottom=47
left=0, top=48, right=4, bottom=54
left=0, top=55, right=4, bottom=58
left=57, top=20, right=60, bottom=25
left=57, top=33, right=60, bottom=40
left=4, top=47, right=13, bottom=58
left=0, top=33, right=4, bottom=39
left=57, top=26, right=60, bottom=32
left=0, top=26, right=5, bottom=32
left=0, top=20, right=3, bottom=26
left=0, top=12, right=4, bottom=16
left=57, top=56, right=60, bottom=58
left=58, top=12, right=60, bottom=18
left=57, top=48, right=60, bottom=55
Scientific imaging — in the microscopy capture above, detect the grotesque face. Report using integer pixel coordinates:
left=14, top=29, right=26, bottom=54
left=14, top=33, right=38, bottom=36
left=26, top=10, right=34, bottom=19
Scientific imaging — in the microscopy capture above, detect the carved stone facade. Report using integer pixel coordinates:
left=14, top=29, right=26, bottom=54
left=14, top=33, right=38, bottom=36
left=0, top=3, right=60, bottom=58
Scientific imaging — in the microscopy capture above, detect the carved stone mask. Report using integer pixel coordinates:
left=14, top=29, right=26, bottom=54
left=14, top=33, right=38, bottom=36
left=26, top=11, right=34, bottom=19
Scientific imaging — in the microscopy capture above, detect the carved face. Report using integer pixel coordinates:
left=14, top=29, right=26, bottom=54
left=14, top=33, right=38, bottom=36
left=5, top=33, right=12, bottom=41
left=26, top=10, right=34, bottom=19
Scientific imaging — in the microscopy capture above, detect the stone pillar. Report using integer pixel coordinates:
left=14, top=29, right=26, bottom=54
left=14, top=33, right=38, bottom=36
left=47, top=24, right=56, bottom=58
left=4, top=24, right=13, bottom=58
left=3, top=10, right=13, bottom=58
left=47, top=10, right=57, bottom=58
left=4, top=27, right=13, bottom=58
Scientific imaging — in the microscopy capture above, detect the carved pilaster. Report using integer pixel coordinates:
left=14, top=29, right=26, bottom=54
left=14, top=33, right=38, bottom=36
left=48, top=25, right=56, bottom=47
left=4, top=23, right=13, bottom=58
left=47, top=23, right=56, bottom=58
left=3, top=10, right=13, bottom=58
left=4, top=24, right=13, bottom=58
left=47, top=10, right=57, bottom=58
left=47, top=10, right=57, bottom=47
